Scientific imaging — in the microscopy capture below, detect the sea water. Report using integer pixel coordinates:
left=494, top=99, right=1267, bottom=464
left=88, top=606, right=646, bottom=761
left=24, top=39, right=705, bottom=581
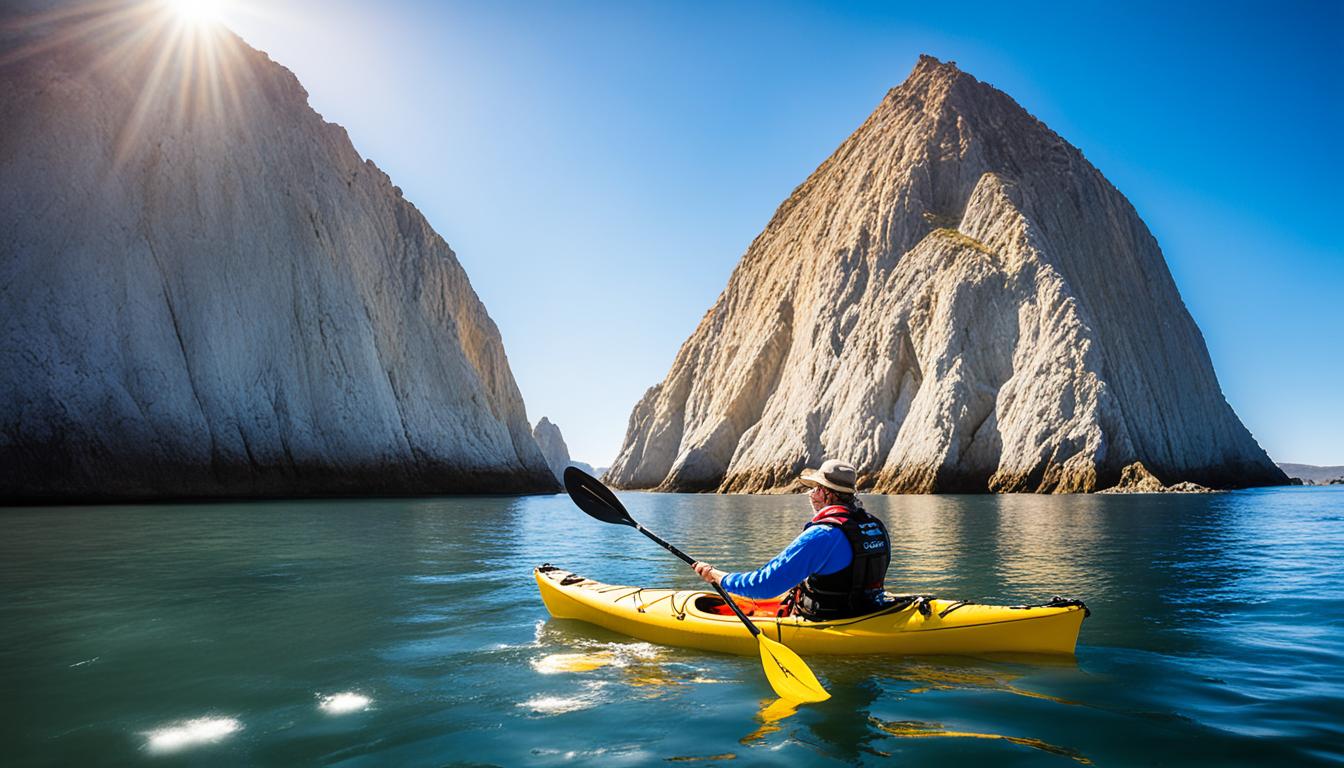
left=2, top=487, right=1341, bottom=765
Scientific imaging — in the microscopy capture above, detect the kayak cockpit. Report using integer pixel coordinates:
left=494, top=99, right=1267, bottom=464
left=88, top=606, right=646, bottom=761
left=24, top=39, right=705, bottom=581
left=694, top=594, right=785, bottom=618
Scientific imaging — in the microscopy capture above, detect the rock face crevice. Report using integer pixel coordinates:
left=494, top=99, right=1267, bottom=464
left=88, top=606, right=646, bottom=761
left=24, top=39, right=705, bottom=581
left=0, top=3, right=558, bottom=501
left=606, top=55, right=1285, bottom=494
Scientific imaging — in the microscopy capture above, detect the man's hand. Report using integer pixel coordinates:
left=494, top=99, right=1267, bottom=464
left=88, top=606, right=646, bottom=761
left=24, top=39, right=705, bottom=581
left=692, top=561, right=725, bottom=586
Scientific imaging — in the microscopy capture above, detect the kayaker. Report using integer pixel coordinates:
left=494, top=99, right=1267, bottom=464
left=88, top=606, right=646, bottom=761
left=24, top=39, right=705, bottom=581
left=692, top=459, right=891, bottom=620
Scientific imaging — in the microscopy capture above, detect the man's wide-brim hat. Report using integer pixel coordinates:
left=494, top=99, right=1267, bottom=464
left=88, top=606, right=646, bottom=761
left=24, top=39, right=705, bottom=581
left=800, top=459, right=857, bottom=495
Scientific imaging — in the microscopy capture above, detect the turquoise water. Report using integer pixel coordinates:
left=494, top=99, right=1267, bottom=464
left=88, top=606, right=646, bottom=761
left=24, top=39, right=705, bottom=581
left=2, top=487, right=1341, bottom=766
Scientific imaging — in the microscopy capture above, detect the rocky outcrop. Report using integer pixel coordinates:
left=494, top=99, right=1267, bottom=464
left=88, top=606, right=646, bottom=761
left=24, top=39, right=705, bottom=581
left=533, top=418, right=570, bottom=478
left=1098, top=462, right=1215, bottom=494
left=532, top=417, right=594, bottom=481
left=0, top=2, right=558, bottom=501
left=607, top=55, right=1286, bottom=494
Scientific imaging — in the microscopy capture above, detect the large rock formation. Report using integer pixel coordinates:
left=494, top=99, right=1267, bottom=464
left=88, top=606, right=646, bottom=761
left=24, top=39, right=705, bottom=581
left=0, top=2, right=558, bottom=501
left=607, top=55, right=1286, bottom=494
left=532, top=417, right=595, bottom=481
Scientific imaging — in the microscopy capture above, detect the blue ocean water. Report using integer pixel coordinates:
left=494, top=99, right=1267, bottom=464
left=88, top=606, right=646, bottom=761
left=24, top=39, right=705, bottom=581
left=2, top=487, right=1340, bottom=765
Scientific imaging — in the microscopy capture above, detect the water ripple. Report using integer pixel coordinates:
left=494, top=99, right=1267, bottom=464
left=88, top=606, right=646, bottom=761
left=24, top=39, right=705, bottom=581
left=2, top=488, right=1340, bottom=766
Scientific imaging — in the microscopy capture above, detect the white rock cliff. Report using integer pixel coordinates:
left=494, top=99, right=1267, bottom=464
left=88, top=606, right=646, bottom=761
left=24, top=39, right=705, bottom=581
left=606, top=56, right=1285, bottom=494
left=0, top=3, right=558, bottom=500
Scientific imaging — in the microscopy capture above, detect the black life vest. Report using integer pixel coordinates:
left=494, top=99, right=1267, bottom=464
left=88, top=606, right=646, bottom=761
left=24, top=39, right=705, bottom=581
left=792, top=502, right=890, bottom=621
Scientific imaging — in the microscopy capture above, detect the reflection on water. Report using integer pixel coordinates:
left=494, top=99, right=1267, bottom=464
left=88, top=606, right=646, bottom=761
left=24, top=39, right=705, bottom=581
left=143, top=716, right=241, bottom=753
left=318, top=692, right=372, bottom=714
left=868, top=717, right=1093, bottom=764
left=526, top=639, right=733, bottom=713
left=880, top=657, right=1081, bottom=706
left=531, top=651, right=618, bottom=674
left=517, top=684, right=605, bottom=716
left=1, top=488, right=1341, bottom=765
left=991, top=495, right=1103, bottom=599
left=740, top=698, right=800, bottom=744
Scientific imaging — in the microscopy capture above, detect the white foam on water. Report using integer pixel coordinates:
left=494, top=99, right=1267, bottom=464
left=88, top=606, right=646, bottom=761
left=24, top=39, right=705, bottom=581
left=518, top=695, right=592, bottom=715
left=318, top=692, right=371, bottom=714
left=144, top=717, right=241, bottom=753
left=519, top=681, right=606, bottom=715
left=607, top=642, right=662, bottom=665
left=533, top=747, right=610, bottom=759
left=531, top=651, right=615, bottom=674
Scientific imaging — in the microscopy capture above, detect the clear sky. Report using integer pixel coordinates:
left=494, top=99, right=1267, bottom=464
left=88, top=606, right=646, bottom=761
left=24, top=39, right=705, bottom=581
left=212, top=0, right=1342, bottom=467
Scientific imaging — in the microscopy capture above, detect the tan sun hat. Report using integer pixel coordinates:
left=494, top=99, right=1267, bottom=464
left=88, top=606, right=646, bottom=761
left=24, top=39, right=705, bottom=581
left=799, top=459, right=857, bottom=495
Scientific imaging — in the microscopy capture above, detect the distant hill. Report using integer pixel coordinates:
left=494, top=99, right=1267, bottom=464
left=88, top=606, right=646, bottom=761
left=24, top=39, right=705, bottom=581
left=1277, top=464, right=1344, bottom=485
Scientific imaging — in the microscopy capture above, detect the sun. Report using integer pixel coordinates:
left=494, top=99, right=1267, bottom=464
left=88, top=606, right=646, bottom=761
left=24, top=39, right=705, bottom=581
left=2, top=0, right=257, bottom=169
left=166, top=0, right=226, bottom=27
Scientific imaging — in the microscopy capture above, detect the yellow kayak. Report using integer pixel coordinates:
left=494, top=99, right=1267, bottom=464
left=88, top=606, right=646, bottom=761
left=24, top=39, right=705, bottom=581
left=536, top=564, right=1088, bottom=656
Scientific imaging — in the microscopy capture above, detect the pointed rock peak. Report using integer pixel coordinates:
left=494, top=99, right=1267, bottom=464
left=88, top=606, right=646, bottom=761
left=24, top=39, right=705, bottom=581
left=886, top=54, right=995, bottom=116
left=605, top=49, right=1285, bottom=496
left=533, top=417, right=572, bottom=482
left=911, top=54, right=964, bottom=81
left=898, top=54, right=969, bottom=92
left=533, top=417, right=564, bottom=446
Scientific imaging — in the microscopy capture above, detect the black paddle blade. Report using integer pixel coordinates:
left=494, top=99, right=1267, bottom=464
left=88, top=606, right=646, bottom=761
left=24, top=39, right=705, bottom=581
left=563, top=466, right=635, bottom=527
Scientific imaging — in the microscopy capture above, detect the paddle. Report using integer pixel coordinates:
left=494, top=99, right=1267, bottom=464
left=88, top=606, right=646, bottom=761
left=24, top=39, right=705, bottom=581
left=562, top=466, right=830, bottom=703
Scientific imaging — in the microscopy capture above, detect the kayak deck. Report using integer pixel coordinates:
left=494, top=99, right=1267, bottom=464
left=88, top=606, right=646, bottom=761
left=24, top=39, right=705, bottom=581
left=536, top=564, right=1088, bottom=657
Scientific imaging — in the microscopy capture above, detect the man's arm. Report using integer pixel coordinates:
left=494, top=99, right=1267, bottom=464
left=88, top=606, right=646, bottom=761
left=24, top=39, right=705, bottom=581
left=694, top=526, right=844, bottom=600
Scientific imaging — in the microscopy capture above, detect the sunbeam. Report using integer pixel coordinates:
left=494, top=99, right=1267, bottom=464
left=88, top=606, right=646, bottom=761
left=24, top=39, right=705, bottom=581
left=0, top=1, right=275, bottom=171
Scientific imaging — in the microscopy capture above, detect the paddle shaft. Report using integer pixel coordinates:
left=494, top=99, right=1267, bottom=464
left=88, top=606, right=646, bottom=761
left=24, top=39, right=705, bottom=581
left=630, top=523, right=762, bottom=637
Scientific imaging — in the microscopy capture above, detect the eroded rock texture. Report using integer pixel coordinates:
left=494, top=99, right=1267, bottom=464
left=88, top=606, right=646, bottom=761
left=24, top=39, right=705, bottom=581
left=606, top=56, right=1285, bottom=494
left=0, top=2, right=557, bottom=501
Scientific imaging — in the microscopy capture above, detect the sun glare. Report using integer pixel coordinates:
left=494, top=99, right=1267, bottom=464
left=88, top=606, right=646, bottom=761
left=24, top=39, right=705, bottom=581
left=168, top=0, right=225, bottom=27
left=0, top=0, right=283, bottom=170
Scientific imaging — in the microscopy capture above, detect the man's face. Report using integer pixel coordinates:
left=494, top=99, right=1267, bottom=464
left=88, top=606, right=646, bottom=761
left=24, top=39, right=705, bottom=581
left=807, top=485, right=828, bottom=510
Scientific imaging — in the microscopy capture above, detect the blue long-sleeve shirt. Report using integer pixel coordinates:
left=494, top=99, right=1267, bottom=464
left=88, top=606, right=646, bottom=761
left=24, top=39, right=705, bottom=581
left=719, top=525, right=852, bottom=600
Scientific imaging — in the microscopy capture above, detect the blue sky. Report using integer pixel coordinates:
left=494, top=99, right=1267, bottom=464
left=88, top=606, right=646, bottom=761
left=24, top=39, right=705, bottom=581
left=217, top=0, right=1342, bottom=466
